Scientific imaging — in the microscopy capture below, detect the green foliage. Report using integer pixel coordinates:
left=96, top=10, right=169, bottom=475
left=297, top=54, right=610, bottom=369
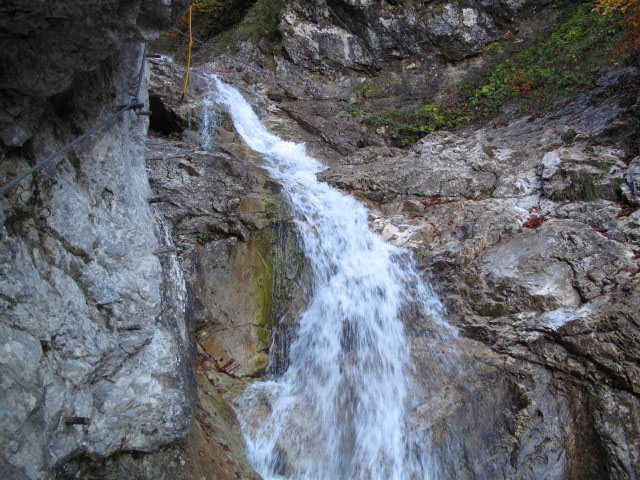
left=151, top=0, right=285, bottom=59
left=214, top=0, right=284, bottom=54
left=73, top=277, right=89, bottom=297
left=364, top=101, right=472, bottom=146
left=595, top=0, right=640, bottom=55
left=240, top=0, right=284, bottom=45
left=482, top=145, right=495, bottom=158
left=365, top=1, right=626, bottom=147
left=477, top=302, right=509, bottom=318
left=150, top=0, right=255, bottom=58
left=459, top=1, right=624, bottom=122
left=354, top=78, right=398, bottom=99
left=355, top=81, right=372, bottom=95
left=4, top=206, right=31, bottom=232
left=195, top=232, right=211, bottom=244
left=475, top=185, right=496, bottom=199
left=562, top=129, right=578, bottom=143
left=552, top=174, right=598, bottom=201
left=611, top=177, right=626, bottom=198
left=575, top=176, right=597, bottom=201
left=588, top=159, right=612, bottom=171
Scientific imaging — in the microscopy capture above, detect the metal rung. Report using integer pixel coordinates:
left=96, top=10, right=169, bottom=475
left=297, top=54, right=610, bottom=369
left=153, top=247, right=177, bottom=255
left=65, top=417, right=90, bottom=426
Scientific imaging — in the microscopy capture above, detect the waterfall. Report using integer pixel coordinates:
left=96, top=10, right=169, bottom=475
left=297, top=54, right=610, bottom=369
left=213, top=76, right=454, bottom=480
left=199, top=78, right=217, bottom=148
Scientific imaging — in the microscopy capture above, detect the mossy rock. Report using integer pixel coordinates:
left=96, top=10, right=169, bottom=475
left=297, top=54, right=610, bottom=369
left=549, top=172, right=621, bottom=202
left=191, top=182, right=307, bottom=377
left=477, top=302, right=510, bottom=318
left=253, top=216, right=307, bottom=356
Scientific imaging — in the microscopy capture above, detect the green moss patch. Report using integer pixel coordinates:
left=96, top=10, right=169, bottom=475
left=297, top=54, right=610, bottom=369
left=550, top=173, right=599, bottom=201
left=253, top=228, right=276, bottom=350
left=252, top=192, right=306, bottom=356
left=151, top=0, right=284, bottom=60
left=477, top=302, right=510, bottom=318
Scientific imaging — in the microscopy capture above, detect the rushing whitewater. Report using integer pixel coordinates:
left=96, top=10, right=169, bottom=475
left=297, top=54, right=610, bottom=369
left=213, top=76, right=452, bottom=480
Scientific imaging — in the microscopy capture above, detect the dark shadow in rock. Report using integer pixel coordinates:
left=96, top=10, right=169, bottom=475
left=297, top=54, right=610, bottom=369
left=149, top=94, right=186, bottom=135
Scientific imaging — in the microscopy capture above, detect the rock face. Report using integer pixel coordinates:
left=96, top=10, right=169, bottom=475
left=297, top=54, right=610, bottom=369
left=625, top=156, right=640, bottom=205
left=153, top=0, right=640, bottom=472
left=189, top=3, right=640, bottom=468
left=188, top=29, right=638, bottom=477
left=1, top=45, right=194, bottom=479
left=53, top=54, right=282, bottom=479
left=141, top=56, right=309, bottom=479
left=0, top=2, right=196, bottom=479
left=2, top=0, right=640, bottom=479
left=145, top=56, right=308, bottom=380
left=0, top=0, right=190, bottom=147
left=318, top=65, right=640, bottom=478
left=279, top=0, right=550, bottom=71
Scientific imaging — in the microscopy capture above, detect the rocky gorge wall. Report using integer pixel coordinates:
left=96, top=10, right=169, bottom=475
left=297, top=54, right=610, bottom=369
left=325, top=65, right=640, bottom=478
left=0, top=2, right=201, bottom=478
left=0, top=2, right=302, bottom=474
left=167, top=0, right=640, bottom=477
left=2, top=0, right=640, bottom=479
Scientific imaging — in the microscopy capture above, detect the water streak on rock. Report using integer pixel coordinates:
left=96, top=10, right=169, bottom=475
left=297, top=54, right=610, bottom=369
left=199, top=77, right=217, bottom=148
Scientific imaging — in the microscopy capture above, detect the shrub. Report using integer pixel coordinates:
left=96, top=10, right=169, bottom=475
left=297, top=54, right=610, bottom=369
left=595, top=0, right=640, bottom=54
left=362, top=1, right=626, bottom=147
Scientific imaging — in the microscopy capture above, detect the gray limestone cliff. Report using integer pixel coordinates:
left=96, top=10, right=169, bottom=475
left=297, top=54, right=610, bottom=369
left=0, top=2, right=198, bottom=478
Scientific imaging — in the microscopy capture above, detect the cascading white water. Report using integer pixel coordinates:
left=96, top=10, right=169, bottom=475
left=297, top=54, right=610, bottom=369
left=199, top=78, right=217, bottom=148
left=213, top=76, right=454, bottom=480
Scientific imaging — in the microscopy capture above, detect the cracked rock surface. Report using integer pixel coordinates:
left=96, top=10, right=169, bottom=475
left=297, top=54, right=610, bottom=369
left=0, top=2, right=192, bottom=478
left=280, top=0, right=551, bottom=71
left=318, top=65, right=640, bottom=478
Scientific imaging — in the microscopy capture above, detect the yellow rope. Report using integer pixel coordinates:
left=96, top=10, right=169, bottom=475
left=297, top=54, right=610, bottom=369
left=182, top=5, right=194, bottom=97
